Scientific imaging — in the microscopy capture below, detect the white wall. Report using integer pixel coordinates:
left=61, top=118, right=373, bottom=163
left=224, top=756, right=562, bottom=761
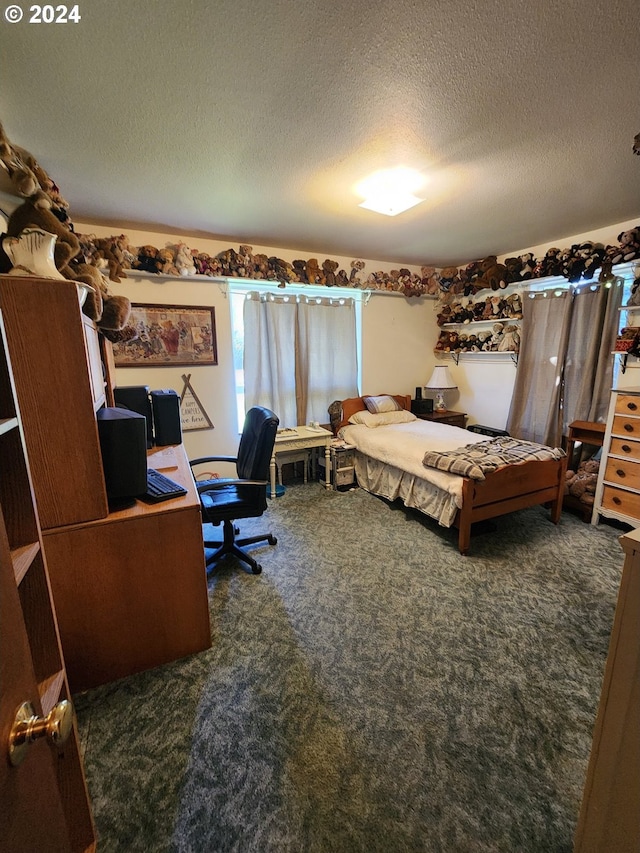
left=74, top=216, right=639, bottom=450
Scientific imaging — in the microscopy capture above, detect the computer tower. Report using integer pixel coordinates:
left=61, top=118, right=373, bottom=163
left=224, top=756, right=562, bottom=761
left=96, top=407, right=147, bottom=503
left=114, top=385, right=153, bottom=447
left=150, top=389, right=183, bottom=446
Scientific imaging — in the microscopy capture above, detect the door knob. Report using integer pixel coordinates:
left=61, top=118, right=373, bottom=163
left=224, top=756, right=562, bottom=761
left=9, top=700, right=74, bottom=767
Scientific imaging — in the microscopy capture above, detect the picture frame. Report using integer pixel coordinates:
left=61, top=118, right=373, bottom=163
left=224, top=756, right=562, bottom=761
left=112, top=303, right=217, bottom=367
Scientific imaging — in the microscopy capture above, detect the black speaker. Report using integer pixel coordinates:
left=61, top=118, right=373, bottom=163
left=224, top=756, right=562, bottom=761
left=96, top=407, right=147, bottom=503
left=114, top=385, right=153, bottom=447
left=411, top=397, right=434, bottom=415
left=150, top=389, right=182, bottom=446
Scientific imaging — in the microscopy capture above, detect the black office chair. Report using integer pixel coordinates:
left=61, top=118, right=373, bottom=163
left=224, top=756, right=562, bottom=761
left=190, top=406, right=279, bottom=575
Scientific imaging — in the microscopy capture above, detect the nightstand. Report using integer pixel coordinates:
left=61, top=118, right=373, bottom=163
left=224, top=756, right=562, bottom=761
left=317, top=441, right=356, bottom=490
left=416, top=409, right=467, bottom=428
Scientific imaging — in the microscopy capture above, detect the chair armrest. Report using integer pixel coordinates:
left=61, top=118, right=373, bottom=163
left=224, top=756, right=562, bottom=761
left=190, top=455, right=238, bottom=466
left=197, top=478, right=268, bottom=492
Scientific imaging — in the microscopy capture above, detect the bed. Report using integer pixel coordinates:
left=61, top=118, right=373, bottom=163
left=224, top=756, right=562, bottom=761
left=337, top=394, right=566, bottom=555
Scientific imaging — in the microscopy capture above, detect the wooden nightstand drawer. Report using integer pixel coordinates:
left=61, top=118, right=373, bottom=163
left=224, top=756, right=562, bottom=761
left=604, top=457, right=640, bottom=490
left=417, top=410, right=467, bottom=428
left=614, top=394, right=640, bottom=416
left=609, top=436, right=640, bottom=459
left=601, top=484, right=640, bottom=520
left=612, top=414, right=640, bottom=439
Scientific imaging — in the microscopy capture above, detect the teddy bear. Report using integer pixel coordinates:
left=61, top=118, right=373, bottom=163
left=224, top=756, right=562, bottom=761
left=437, top=266, right=461, bottom=299
left=302, top=258, right=321, bottom=284
left=238, top=245, right=254, bottom=276
left=488, top=322, right=505, bottom=351
left=504, top=292, right=523, bottom=319
left=503, top=256, right=523, bottom=284
left=565, top=459, right=600, bottom=506
left=420, top=265, right=440, bottom=296
left=349, top=259, right=365, bottom=286
left=292, top=259, right=307, bottom=283
left=336, top=268, right=350, bottom=287
left=497, top=324, right=520, bottom=352
left=607, top=227, right=640, bottom=266
left=535, top=247, right=563, bottom=278
left=476, top=255, right=507, bottom=291
left=133, top=244, right=161, bottom=274
left=7, top=194, right=80, bottom=276
left=92, top=236, right=127, bottom=282
left=174, top=242, right=196, bottom=276
left=322, top=259, right=339, bottom=286
left=157, top=247, right=179, bottom=276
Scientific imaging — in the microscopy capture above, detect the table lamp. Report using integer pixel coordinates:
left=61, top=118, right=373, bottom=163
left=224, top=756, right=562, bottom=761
left=425, top=364, right=457, bottom=412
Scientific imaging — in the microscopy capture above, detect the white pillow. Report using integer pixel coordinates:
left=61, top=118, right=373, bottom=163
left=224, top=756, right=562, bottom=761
left=348, top=410, right=416, bottom=427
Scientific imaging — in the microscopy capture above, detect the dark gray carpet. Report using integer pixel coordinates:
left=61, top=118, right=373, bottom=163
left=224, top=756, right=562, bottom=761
left=75, top=484, right=623, bottom=853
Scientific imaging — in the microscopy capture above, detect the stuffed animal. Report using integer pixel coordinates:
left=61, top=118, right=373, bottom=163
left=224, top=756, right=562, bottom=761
left=505, top=292, right=523, bottom=319
left=497, top=324, right=520, bottom=352
left=476, top=255, right=507, bottom=291
left=420, top=265, right=440, bottom=295
left=503, top=257, right=523, bottom=284
left=306, top=258, right=323, bottom=284
left=157, top=247, right=179, bottom=276
left=292, top=259, right=308, bottom=283
left=134, top=245, right=161, bottom=274
left=174, top=242, right=196, bottom=276
left=322, top=259, right=339, bottom=286
left=565, top=458, right=600, bottom=506
left=7, top=194, right=79, bottom=276
left=349, top=259, right=365, bottom=286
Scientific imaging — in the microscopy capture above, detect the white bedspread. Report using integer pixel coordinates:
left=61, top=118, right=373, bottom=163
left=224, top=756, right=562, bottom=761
left=339, top=419, right=487, bottom=518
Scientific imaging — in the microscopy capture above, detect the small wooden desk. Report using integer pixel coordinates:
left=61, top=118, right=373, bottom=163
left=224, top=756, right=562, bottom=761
left=42, top=444, right=211, bottom=692
left=271, top=426, right=332, bottom=498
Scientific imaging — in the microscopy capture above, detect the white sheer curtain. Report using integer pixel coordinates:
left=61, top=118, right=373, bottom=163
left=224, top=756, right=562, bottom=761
left=243, top=292, right=358, bottom=428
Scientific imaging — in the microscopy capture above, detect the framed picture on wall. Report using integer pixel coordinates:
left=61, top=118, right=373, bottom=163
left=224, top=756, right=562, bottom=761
left=112, top=303, right=217, bottom=367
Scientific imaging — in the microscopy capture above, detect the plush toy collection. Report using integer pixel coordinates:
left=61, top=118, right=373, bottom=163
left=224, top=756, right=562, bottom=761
left=0, top=122, right=134, bottom=341
left=2, top=120, right=639, bottom=307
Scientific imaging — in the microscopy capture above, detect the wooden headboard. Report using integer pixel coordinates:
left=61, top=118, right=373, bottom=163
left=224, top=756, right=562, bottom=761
left=338, top=394, right=412, bottom=430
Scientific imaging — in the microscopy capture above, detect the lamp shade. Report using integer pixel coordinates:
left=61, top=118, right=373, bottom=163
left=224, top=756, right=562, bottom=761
left=425, top=365, right=457, bottom=391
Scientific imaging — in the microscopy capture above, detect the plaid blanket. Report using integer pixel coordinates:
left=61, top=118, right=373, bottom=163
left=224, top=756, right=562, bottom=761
left=422, top=436, right=565, bottom=481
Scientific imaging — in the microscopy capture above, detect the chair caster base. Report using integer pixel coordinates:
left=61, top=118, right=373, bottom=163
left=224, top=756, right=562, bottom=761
left=267, top=535, right=277, bottom=545
left=252, top=563, right=263, bottom=575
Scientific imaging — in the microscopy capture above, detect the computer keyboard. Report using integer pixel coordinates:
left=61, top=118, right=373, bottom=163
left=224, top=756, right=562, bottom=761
left=144, top=468, right=188, bottom=502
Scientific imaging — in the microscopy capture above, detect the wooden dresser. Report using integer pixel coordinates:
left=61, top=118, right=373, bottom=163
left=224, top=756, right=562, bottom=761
left=0, top=276, right=211, bottom=692
left=574, top=528, right=640, bottom=853
left=592, top=388, right=640, bottom=526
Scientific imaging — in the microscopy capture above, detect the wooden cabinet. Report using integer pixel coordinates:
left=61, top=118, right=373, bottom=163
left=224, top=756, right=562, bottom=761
left=0, top=308, right=95, bottom=851
left=43, top=445, right=211, bottom=692
left=593, top=389, right=640, bottom=526
left=0, top=276, right=211, bottom=693
left=416, top=409, right=467, bottom=429
left=0, top=277, right=109, bottom=529
left=574, top=529, right=640, bottom=853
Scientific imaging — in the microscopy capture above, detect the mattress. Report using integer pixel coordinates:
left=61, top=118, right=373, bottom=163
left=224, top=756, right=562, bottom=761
left=339, top=419, right=487, bottom=526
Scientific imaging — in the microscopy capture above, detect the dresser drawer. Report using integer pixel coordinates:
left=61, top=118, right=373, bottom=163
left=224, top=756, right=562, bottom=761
left=601, top=485, right=640, bottom=520
left=614, top=394, right=640, bottom=416
left=604, top=457, right=640, bottom=489
left=612, top=414, right=640, bottom=439
left=609, top=436, right=640, bottom=459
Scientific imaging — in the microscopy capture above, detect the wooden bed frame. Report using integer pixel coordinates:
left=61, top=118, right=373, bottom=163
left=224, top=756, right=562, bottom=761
left=338, top=394, right=566, bottom=555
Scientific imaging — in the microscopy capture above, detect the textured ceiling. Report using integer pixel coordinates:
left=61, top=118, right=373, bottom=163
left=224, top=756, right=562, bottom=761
left=1, top=0, right=639, bottom=266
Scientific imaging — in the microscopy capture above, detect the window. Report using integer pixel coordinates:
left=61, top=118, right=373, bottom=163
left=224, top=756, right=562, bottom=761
left=229, top=281, right=362, bottom=430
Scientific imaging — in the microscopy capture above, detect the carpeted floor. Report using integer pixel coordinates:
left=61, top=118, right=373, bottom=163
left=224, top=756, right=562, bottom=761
left=75, top=484, right=624, bottom=853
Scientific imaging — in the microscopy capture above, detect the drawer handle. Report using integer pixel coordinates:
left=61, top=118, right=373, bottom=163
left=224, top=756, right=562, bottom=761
left=616, top=469, right=626, bottom=477
left=622, top=444, right=632, bottom=452
left=624, top=423, right=634, bottom=432
left=628, top=402, right=638, bottom=411
left=612, top=496, right=622, bottom=505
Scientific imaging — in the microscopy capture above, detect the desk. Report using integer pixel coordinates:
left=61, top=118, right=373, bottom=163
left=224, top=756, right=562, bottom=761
left=271, top=426, right=332, bottom=498
left=42, top=444, right=211, bottom=692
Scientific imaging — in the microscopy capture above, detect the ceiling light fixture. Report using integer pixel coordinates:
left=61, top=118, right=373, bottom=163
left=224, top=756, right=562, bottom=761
left=357, top=167, right=425, bottom=217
